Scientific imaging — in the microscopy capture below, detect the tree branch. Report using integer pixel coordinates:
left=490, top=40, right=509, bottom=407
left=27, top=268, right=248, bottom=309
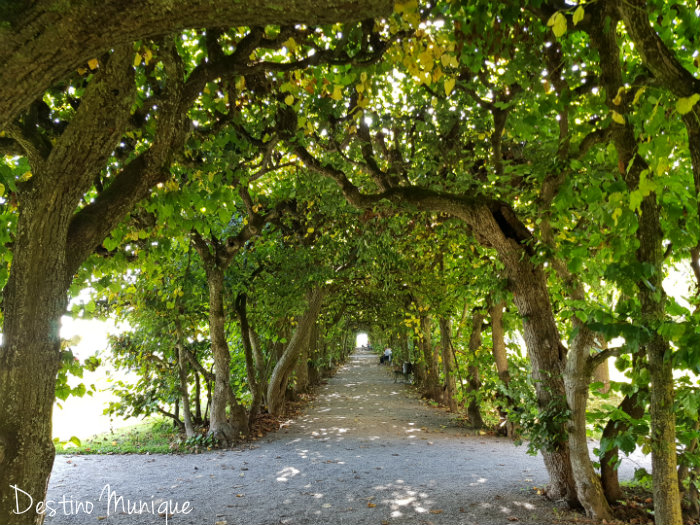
left=0, top=0, right=393, bottom=130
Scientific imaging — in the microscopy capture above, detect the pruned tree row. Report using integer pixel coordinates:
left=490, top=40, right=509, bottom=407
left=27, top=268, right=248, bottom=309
left=2, top=1, right=700, bottom=524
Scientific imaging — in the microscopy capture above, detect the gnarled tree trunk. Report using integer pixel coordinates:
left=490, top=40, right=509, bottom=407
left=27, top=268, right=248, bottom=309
left=267, top=288, right=325, bottom=415
left=203, top=266, right=247, bottom=444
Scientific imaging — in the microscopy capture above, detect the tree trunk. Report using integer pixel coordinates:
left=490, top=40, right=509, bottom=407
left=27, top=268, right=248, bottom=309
left=593, top=359, right=611, bottom=395
left=294, top=336, right=310, bottom=394
left=194, top=372, right=202, bottom=424
left=438, top=318, right=457, bottom=412
left=564, top=325, right=612, bottom=520
left=488, top=300, right=509, bottom=384
left=267, top=288, right=325, bottom=415
left=235, top=294, right=263, bottom=425
left=601, top=392, right=646, bottom=502
left=489, top=299, right=516, bottom=436
left=0, top=207, right=68, bottom=525
left=204, top=266, right=242, bottom=445
left=466, top=310, right=485, bottom=428
left=420, top=314, right=441, bottom=401
left=177, top=345, right=196, bottom=439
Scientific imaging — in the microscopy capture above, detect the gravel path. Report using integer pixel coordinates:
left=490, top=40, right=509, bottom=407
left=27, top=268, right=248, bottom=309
left=43, top=349, right=644, bottom=525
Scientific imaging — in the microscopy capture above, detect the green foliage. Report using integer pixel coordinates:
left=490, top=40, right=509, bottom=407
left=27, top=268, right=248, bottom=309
left=55, top=419, right=179, bottom=455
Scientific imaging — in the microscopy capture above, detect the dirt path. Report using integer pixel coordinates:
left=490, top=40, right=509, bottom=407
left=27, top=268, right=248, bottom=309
left=43, top=349, right=642, bottom=525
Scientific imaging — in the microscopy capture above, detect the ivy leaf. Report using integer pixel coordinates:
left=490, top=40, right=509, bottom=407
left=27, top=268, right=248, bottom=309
left=676, top=93, right=700, bottom=115
left=444, top=77, right=455, bottom=96
left=573, top=6, right=585, bottom=26
left=547, top=12, right=567, bottom=38
left=87, top=58, right=99, bottom=70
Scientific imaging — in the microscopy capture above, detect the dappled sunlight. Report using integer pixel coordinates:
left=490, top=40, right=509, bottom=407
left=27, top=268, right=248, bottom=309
left=276, top=466, right=300, bottom=482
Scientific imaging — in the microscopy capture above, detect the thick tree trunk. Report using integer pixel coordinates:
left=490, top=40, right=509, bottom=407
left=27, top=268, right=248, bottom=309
left=438, top=318, right=457, bottom=412
left=204, top=267, right=243, bottom=445
left=267, top=288, right=325, bottom=415
left=0, top=206, right=68, bottom=525
left=564, top=325, right=612, bottom=520
left=466, top=311, right=485, bottom=428
left=498, top=251, right=577, bottom=505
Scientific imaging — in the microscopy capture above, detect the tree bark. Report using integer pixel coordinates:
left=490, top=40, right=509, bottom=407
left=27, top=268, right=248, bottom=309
left=438, top=318, right=457, bottom=412
left=267, top=288, right=325, bottom=415
left=202, top=266, right=245, bottom=445
left=0, top=211, right=67, bottom=525
left=0, top=0, right=392, bottom=130
left=600, top=392, right=646, bottom=502
left=235, top=293, right=263, bottom=425
left=466, top=310, right=485, bottom=429
left=591, top=6, right=683, bottom=520
left=488, top=299, right=517, bottom=437
left=177, top=345, right=196, bottom=439
left=564, top=324, right=612, bottom=520
left=419, top=314, right=441, bottom=401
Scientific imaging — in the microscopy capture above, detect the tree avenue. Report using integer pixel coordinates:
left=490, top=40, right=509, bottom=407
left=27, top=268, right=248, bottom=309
left=1, top=1, right=700, bottom=525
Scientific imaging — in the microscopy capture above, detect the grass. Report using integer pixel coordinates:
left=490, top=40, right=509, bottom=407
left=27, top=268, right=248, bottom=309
left=55, top=418, right=181, bottom=455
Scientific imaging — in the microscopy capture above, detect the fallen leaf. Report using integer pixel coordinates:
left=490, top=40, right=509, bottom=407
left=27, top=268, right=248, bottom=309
left=430, top=509, right=443, bottom=514
left=367, top=502, right=376, bottom=508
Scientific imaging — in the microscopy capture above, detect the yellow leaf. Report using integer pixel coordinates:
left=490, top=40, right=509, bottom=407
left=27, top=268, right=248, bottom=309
left=144, top=48, right=153, bottom=65
left=360, top=72, right=367, bottom=83
left=87, top=58, right=99, bottom=70
left=632, top=87, right=646, bottom=105
left=307, top=227, right=315, bottom=234
left=418, top=49, right=433, bottom=69
left=235, top=76, right=246, bottom=91
left=331, top=85, right=344, bottom=101
left=133, top=53, right=142, bottom=67
left=612, top=87, right=625, bottom=105
left=677, top=93, right=700, bottom=115
left=0, top=183, right=5, bottom=198
left=444, top=77, right=455, bottom=95
left=367, top=503, right=376, bottom=508
left=547, top=12, right=567, bottom=38
left=77, top=67, right=87, bottom=75
left=284, top=94, right=294, bottom=105
left=573, top=5, right=585, bottom=26
left=283, top=37, right=298, bottom=53
left=611, top=110, right=625, bottom=124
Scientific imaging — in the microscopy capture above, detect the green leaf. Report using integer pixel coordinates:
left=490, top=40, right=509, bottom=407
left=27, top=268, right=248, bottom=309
left=572, top=6, right=584, bottom=26
left=69, top=436, right=82, bottom=447
left=676, top=93, right=700, bottom=115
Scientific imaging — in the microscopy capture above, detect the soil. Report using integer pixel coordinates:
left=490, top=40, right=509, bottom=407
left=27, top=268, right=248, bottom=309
left=44, top=349, right=646, bottom=525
